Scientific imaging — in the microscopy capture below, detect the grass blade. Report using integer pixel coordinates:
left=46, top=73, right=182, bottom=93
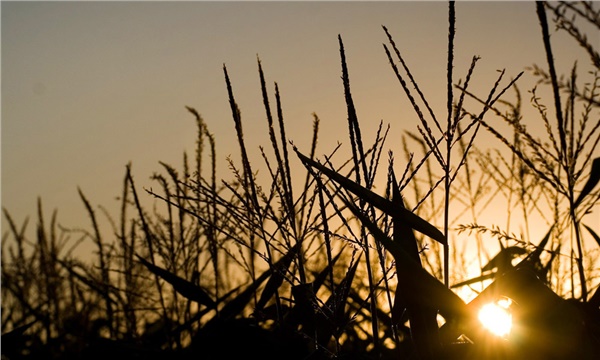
left=136, top=254, right=216, bottom=308
left=338, top=190, right=468, bottom=322
left=574, top=157, right=600, bottom=208
left=294, top=147, right=446, bottom=245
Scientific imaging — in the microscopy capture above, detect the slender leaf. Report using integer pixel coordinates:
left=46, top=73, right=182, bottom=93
left=294, top=147, right=446, bottom=245
left=583, top=223, right=600, bottom=248
left=136, top=255, right=216, bottom=308
left=574, top=157, right=600, bottom=208
left=338, top=191, right=468, bottom=321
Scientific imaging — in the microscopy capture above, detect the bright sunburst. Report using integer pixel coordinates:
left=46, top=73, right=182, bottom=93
left=478, top=298, right=513, bottom=337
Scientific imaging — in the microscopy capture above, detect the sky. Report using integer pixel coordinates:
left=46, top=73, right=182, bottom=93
left=2, top=1, right=599, bottom=262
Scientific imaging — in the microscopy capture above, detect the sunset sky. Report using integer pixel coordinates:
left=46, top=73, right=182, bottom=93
left=2, top=1, right=598, bottom=260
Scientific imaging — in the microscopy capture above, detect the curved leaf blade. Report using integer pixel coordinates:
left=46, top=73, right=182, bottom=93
left=339, top=192, right=468, bottom=321
left=294, top=147, right=446, bottom=245
left=136, top=255, right=216, bottom=308
left=574, top=157, right=600, bottom=208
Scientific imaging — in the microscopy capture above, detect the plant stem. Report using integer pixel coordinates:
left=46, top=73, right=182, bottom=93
left=444, top=0, right=456, bottom=288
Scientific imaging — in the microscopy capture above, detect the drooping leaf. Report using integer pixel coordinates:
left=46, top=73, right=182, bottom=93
left=574, top=157, right=600, bottom=208
left=583, top=223, right=600, bottom=249
left=337, top=191, right=468, bottom=322
left=136, top=255, right=216, bottom=308
left=294, top=147, right=446, bottom=245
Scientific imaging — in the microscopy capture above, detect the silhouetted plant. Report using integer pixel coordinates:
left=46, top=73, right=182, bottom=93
left=2, top=2, right=599, bottom=359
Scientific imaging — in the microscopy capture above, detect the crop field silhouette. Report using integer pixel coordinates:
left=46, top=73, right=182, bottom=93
left=2, top=2, right=600, bottom=359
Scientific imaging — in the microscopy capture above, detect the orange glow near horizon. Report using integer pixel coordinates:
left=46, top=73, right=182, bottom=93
left=2, top=1, right=598, bottom=285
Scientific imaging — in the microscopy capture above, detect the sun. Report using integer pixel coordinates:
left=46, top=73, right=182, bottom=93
left=478, top=298, right=513, bottom=337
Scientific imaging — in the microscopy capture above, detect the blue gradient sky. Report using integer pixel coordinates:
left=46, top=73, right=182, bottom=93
left=2, top=1, right=598, bottom=260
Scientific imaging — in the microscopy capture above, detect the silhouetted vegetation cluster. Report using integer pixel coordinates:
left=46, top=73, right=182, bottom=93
left=2, top=2, right=600, bottom=359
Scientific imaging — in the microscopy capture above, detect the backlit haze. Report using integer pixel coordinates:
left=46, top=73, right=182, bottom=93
left=2, top=0, right=598, bottom=277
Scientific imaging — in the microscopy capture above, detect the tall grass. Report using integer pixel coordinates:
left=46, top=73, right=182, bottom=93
left=458, top=1, right=600, bottom=302
left=2, top=2, right=599, bottom=359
